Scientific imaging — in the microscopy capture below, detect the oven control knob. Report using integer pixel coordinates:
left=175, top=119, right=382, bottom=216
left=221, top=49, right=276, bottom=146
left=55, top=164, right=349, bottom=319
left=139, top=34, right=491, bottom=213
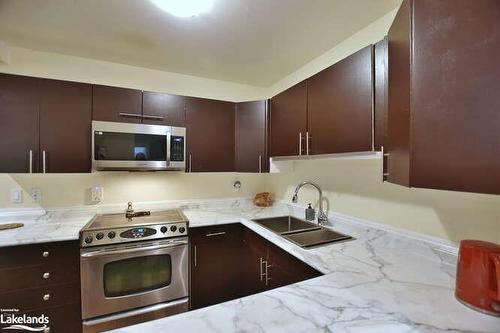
left=96, top=232, right=104, bottom=240
left=170, top=226, right=177, bottom=232
left=108, top=231, right=116, bottom=239
left=160, top=226, right=168, bottom=233
left=178, top=227, right=186, bottom=234
left=84, top=236, right=93, bottom=244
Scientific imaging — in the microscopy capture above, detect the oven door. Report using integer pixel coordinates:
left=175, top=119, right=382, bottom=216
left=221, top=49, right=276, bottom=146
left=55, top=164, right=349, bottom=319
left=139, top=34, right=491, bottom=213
left=80, top=238, right=188, bottom=319
left=92, top=121, right=170, bottom=171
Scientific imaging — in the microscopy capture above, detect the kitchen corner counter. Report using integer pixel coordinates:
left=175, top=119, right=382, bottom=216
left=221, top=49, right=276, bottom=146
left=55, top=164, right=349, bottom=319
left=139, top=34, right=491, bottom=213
left=111, top=203, right=500, bottom=333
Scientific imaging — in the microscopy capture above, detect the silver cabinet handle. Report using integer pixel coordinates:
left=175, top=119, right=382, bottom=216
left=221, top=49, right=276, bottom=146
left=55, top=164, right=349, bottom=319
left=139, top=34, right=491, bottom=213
left=43, top=272, right=50, bottom=279
left=42, top=251, right=50, bottom=258
left=142, top=114, right=164, bottom=120
left=258, top=155, right=262, bottom=173
left=305, top=131, right=308, bottom=155
left=193, top=245, right=197, bottom=267
left=119, top=112, right=142, bottom=118
left=259, top=257, right=265, bottom=281
left=264, top=260, right=271, bottom=286
left=29, top=150, right=33, bottom=173
left=206, top=231, right=226, bottom=237
left=381, top=146, right=390, bottom=181
left=42, top=150, right=46, bottom=173
left=43, top=294, right=50, bottom=301
left=298, top=132, right=303, bottom=155
left=189, top=154, right=192, bottom=172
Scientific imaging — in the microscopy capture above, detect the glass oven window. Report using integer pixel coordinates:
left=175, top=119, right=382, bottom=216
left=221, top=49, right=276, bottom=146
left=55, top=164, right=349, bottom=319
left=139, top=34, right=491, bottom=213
left=94, top=131, right=166, bottom=161
left=103, top=254, right=172, bottom=297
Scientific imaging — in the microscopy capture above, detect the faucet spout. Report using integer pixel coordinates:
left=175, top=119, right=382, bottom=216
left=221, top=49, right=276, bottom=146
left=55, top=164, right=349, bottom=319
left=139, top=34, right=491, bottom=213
left=291, top=181, right=328, bottom=226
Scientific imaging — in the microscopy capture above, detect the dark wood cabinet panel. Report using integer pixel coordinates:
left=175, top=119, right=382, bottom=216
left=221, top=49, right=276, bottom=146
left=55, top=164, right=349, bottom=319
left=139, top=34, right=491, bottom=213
left=190, top=224, right=243, bottom=310
left=92, top=85, right=143, bottom=123
left=39, top=79, right=92, bottom=173
left=235, top=100, right=268, bottom=173
left=0, top=240, right=81, bottom=333
left=374, top=37, right=388, bottom=151
left=388, top=0, right=500, bottom=194
left=270, top=81, right=308, bottom=157
left=0, top=74, right=40, bottom=173
left=242, top=227, right=269, bottom=295
left=142, top=91, right=186, bottom=127
left=307, top=46, right=373, bottom=154
left=185, top=97, right=235, bottom=172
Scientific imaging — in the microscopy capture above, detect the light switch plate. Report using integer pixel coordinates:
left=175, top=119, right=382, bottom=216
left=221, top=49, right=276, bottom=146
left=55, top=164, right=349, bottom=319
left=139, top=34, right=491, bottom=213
left=31, top=188, right=42, bottom=203
left=90, top=186, right=104, bottom=203
left=9, top=188, right=23, bottom=204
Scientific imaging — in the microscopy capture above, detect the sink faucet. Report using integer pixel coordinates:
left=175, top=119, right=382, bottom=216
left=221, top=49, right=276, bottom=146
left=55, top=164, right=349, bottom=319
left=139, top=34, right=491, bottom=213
left=291, top=181, right=328, bottom=226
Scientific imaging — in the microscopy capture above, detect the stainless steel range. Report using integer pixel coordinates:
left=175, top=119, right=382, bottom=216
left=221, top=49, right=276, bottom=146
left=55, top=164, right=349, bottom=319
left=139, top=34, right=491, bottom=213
left=79, top=204, right=189, bottom=333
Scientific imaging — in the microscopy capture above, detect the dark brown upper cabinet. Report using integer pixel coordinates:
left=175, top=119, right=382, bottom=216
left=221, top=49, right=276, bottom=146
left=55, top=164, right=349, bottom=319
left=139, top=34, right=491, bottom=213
left=307, top=45, right=374, bottom=155
left=387, top=0, right=500, bottom=194
left=39, top=79, right=92, bottom=173
left=0, top=74, right=92, bottom=174
left=374, top=37, right=388, bottom=151
left=0, top=74, right=40, bottom=173
left=142, top=91, right=186, bottom=127
left=185, top=97, right=235, bottom=172
left=269, top=81, right=308, bottom=157
left=92, top=85, right=143, bottom=123
left=235, top=100, right=269, bottom=173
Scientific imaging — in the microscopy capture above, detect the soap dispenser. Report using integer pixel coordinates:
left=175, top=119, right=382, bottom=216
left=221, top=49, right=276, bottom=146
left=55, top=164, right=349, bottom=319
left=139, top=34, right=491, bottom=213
left=305, top=203, right=315, bottom=221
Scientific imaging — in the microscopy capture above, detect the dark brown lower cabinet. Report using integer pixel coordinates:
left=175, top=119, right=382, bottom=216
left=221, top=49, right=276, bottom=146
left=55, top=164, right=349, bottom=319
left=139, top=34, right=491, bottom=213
left=190, top=224, right=322, bottom=310
left=0, top=240, right=81, bottom=333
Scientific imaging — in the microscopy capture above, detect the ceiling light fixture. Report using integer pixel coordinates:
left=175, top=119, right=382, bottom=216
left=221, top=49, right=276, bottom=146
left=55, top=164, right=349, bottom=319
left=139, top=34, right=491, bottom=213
left=149, top=0, right=215, bottom=18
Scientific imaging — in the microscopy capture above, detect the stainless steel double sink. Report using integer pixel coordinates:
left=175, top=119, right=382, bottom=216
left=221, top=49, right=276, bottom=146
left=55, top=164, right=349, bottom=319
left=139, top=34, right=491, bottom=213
left=252, top=216, right=352, bottom=248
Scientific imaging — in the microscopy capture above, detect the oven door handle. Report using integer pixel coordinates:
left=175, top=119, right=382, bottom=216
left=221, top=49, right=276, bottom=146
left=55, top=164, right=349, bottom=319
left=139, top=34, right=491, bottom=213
left=80, top=239, right=188, bottom=258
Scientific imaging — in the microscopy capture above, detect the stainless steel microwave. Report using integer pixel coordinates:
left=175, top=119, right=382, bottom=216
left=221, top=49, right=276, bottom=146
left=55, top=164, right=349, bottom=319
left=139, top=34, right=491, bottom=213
left=92, top=121, right=186, bottom=171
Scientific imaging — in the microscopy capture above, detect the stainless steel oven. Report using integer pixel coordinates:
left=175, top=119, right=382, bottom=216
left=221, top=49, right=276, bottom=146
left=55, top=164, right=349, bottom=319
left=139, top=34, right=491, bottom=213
left=80, top=238, right=188, bottom=332
left=92, top=121, right=186, bottom=171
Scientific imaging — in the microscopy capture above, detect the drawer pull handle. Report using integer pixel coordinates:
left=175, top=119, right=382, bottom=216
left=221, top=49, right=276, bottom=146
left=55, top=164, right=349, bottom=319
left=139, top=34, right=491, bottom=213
left=206, top=232, right=226, bottom=237
left=43, top=272, right=50, bottom=279
left=42, top=251, right=50, bottom=258
left=43, top=294, right=50, bottom=301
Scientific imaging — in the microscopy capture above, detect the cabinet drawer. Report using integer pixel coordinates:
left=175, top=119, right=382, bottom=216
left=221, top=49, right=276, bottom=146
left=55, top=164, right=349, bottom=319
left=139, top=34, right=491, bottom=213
left=190, top=223, right=243, bottom=244
left=0, top=262, right=79, bottom=293
left=0, top=282, right=80, bottom=312
left=0, top=241, right=79, bottom=269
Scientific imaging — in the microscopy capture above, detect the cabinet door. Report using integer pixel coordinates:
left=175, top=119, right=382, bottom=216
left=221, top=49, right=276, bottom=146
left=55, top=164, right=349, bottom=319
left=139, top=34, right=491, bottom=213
left=0, top=74, right=40, bottom=173
left=190, top=224, right=243, bottom=310
left=92, top=85, right=142, bottom=123
left=374, top=37, right=388, bottom=151
left=39, top=79, right=92, bottom=173
left=267, top=242, right=321, bottom=289
left=185, top=97, right=235, bottom=172
left=235, top=100, right=268, bottom=173
left=241, top=228, right=269, bottom=295
left=142, top=91, right=186, bottom=127
left=307, top=46, right=373, bottom=154
left=270, top=81, right=307, bottom=157
left=410, top=0, right=500, bottom=194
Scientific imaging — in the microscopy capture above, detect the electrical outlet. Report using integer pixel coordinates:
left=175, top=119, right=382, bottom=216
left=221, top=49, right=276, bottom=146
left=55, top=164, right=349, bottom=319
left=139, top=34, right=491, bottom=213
left=9, top=188, right=23, bottom=204
left=90, top=187, right=104, bottom=203
left=31, top=188, right=42, bottom=203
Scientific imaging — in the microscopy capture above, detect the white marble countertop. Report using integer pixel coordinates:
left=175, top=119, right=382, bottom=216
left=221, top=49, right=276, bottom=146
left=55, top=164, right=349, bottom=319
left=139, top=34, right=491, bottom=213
left=1, top=200, right=498, bottom=332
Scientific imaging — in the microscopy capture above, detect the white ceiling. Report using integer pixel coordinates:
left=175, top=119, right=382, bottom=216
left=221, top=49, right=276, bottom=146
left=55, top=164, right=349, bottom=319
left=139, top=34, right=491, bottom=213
left=0, top=0, right=401, bottom=86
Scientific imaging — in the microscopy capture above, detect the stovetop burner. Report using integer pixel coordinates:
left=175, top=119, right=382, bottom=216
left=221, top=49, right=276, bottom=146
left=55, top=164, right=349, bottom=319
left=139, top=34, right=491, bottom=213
left=80, top=208, right=189, bottom=248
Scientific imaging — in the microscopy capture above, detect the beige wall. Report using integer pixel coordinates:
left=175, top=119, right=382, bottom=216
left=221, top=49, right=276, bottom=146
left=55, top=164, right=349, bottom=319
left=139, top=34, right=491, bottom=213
left=0, top=172, right=266, bottom=209
left=0, top=45, right=267, bottom=102
left=264, top=159, right=500, bottom=243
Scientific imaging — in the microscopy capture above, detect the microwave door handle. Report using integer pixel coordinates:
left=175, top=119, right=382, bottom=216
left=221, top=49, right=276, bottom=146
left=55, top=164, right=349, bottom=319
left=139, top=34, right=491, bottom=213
left=80, top=239, right=188, bottom=258
left=166, top=131, right=172, bottom=167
